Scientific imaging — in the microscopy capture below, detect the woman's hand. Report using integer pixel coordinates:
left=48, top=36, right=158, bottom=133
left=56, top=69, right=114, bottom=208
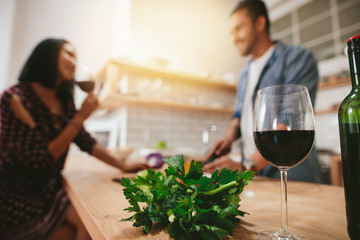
left=120, top=162, right=150, bottom=173
left=78, top=92, right=99, bottom=121
left=91, top=143, right=150, bottom=172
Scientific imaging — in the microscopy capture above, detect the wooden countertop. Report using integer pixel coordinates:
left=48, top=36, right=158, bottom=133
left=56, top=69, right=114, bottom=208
left=63, top=152, right=349, bottom=240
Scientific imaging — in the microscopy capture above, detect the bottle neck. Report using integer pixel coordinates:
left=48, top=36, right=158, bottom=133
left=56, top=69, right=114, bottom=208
left=348, top=50, right=360, bottom=88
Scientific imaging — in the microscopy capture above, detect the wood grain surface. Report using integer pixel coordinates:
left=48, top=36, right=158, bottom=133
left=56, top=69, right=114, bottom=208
left=63, top=152, right=348, bottom=240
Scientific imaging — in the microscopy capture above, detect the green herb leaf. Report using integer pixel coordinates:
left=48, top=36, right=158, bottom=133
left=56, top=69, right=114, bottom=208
left=120, top=154, right=254, bottom=240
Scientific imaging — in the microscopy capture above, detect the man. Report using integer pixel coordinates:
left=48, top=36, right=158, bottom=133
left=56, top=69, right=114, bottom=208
left=203, top=0, right=323, bottom=183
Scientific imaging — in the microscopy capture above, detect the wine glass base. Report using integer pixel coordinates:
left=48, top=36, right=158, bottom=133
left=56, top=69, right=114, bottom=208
left=257, top=230, right=307, bottom=240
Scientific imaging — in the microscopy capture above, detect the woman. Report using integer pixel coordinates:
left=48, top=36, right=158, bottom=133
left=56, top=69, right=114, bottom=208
left=0, top=38, right=149, bottom=240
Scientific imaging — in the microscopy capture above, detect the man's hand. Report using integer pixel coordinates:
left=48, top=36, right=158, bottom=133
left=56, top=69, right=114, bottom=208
left=204, top=137, right=233, bottom=162
left=204, top=117, right=240, bottom=162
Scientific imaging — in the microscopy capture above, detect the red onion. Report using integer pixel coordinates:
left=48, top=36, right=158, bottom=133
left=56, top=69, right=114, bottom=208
left=146, top=153, right=164, bottom=168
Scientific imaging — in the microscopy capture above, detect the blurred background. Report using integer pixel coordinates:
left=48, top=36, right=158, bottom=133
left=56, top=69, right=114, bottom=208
left=0, top=0, right=359, bottom=184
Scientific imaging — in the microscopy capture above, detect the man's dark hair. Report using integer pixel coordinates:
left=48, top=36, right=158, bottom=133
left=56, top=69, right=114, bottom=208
left=231, top=0, right=270, bottom=34
left=19, top=38, right=68, bottom=89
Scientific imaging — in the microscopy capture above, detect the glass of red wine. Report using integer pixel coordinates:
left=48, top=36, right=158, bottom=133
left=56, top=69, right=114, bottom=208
left=75, top=65, right=95, bottom=93
left=75, top=80, right=95, bottom=93
left=253, top=84, right=315, bottom=240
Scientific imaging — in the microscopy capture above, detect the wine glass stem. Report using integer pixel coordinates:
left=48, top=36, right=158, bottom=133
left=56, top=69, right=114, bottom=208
left=280, top=169, right=291, bottom=237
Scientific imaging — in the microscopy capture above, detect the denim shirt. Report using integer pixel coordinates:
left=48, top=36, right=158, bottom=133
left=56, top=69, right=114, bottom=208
left=233, top=41, right=319, bottom=119
left=233, top=41, right=323, bottom=183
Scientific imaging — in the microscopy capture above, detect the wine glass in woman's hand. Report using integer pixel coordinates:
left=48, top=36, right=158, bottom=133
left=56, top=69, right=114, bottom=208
left=253, top=84, right=315, bottom=240
left=75, top=65, right=95, bottom=93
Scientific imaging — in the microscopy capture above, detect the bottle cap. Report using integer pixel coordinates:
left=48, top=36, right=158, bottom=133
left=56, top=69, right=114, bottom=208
left=347, top=35, right=360, bottom=54
left=347, top=35, right=360, bottom=44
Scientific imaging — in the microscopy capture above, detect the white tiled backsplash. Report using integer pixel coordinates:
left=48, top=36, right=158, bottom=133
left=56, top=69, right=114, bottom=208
left=126, top=106, right=233, bottom=156
left=84, top=107, right=236, bottom=157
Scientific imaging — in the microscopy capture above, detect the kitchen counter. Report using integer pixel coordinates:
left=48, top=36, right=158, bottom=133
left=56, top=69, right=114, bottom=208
left=63, top=152, right=348, bottom=240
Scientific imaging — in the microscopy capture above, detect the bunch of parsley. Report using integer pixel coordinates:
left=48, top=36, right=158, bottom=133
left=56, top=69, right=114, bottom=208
left=120, top=154, right=254, bottom=240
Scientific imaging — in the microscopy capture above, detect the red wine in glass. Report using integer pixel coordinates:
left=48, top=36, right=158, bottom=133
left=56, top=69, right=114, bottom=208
left=254, top=130, right=314, bottom=168
left=75, top=81, right=95, bottom=93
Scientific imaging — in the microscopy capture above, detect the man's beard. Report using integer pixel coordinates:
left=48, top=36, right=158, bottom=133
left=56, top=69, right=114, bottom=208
left=56, top=80, right=74, bottom=103
left=237, top=40, right=254, bottom=57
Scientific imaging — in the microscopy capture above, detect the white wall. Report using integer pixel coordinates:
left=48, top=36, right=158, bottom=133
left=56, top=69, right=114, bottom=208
left=129, top=0, right=246, bottom=80
left=0, top=0, right=15, bottom=91
left=5, top=0, right=131, bottom=90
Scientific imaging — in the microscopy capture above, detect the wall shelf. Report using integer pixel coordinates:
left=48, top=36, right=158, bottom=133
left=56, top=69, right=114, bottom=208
left=315, top=105, right=339, bottom=115
left=316, top=77, right=350, bottom=115
left=97, top=58, right=236, bottom=92
left=100, top=93, right=234, bottom=114
left=96, top=58, right=236, bottom=114
left=318, top=77, right=351, bottom=90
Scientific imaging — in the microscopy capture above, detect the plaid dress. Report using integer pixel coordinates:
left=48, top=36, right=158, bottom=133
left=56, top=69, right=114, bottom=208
left=0, top=83, right=96, bottom=239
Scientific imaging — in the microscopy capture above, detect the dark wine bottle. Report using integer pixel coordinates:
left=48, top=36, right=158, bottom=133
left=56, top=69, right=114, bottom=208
left=338, top=34, right=360, bottom=240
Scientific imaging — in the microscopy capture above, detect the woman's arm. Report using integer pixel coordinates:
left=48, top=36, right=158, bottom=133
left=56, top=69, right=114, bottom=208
left=47, top=112, right=87, bottom=159
left=48, top=93, right=99, bottom=159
